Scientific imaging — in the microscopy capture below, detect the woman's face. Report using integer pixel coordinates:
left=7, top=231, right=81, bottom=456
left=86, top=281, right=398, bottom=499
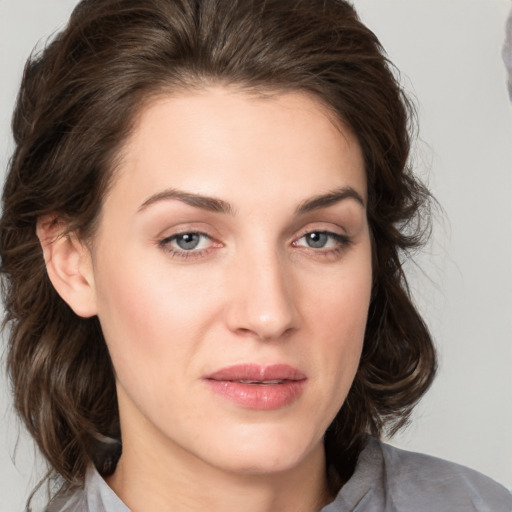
left=87, top=87, right=372, bottom=476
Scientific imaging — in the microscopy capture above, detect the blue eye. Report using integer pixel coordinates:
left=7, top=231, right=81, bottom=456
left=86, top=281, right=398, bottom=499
left=295, top=231, right=348, bottom=250
left=159, top=232, right=212, bottom=255
left=304, top=232, right=329, bottom=249
left=293, top=231, right=352, bottom=257
left=174, top=233, right=201, bottom=250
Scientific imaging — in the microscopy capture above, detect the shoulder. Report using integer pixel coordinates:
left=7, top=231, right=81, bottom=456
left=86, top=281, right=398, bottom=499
left=44, top=489, right=87, bottom=512
left=45, top=465, right=130, bottom=512
left=377, top=439, right=512, bottom=512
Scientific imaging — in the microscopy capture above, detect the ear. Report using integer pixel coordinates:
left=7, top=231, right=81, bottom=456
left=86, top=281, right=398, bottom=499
left=36, top=215, right=97, bottom=318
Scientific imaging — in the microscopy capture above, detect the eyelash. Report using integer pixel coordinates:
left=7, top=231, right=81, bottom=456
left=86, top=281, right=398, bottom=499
left=158, top=231, right=215, bottom=259
left=158, top=230, right=352, bottom=260
left=292, top=230, right=353, bottom=258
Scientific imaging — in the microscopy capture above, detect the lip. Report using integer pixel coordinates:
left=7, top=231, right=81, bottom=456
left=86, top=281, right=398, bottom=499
left=203, top=364, right=307, bottom=410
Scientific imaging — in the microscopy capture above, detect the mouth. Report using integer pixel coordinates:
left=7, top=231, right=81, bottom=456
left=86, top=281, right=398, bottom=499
left=234, top=379, right=287, bottom=385
left=203, top=364, right=307, bottom=410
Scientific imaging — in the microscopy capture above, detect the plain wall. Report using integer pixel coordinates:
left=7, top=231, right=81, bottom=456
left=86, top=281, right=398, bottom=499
left=1, top=0, right=511, bottom=510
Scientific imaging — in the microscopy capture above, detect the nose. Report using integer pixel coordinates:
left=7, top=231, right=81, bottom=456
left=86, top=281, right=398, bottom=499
left=225, top=249, right=300, bottom=341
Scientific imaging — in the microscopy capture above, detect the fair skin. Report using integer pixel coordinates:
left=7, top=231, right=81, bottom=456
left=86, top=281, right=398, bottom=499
left=38, top=87, right=372, bottom=512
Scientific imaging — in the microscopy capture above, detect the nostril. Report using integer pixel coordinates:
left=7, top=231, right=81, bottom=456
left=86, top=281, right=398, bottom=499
left=233, top=324, right=295, bottom=342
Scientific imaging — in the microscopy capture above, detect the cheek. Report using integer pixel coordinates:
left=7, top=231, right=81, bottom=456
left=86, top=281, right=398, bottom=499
left=303, top=253, right=372, bottom=386
left=96, top=276, right=165, bottom=396
left=93, top=251, right=207, bottom=375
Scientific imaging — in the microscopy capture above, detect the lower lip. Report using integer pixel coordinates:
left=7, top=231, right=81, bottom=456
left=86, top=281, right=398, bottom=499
left=204, top=379, right=306, bottom=410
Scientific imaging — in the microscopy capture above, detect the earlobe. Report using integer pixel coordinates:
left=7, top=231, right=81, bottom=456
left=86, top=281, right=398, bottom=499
left=36, top=215, right=98, bottom=318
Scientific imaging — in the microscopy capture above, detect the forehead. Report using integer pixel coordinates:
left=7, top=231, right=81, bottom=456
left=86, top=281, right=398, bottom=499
left=106, top=87, right=366, bottom=213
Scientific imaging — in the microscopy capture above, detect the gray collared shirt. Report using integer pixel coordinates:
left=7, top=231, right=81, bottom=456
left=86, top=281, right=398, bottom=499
left=46, top=438, right=512, bottom=512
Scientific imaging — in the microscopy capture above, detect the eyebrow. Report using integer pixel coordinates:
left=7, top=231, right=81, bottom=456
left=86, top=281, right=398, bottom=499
left=295, top=186, right=365, bottom=214
left=137, top=185, right=364, bottom=215
left=138, top=188, right=235, bottom=215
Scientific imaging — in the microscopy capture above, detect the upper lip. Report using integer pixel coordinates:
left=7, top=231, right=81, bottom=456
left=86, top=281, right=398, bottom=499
left=204, top=364, right=307, bottom=382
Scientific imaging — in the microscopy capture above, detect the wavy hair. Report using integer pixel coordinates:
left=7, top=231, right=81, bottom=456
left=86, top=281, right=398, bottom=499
left=1, top=0, right=436, bottom=501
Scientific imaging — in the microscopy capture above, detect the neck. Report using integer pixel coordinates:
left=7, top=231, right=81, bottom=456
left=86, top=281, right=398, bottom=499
left=107, top=431, right=332, bottom=512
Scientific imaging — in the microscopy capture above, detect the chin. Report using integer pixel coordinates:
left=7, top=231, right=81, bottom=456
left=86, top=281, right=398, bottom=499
left=198, top=425, right=324, bottom=476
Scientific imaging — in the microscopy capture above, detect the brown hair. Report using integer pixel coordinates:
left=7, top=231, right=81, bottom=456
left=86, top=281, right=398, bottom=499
left=1, top=0, right=436, bottom=500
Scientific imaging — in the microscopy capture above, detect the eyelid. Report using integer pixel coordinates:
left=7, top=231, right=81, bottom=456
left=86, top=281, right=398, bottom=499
left=156, top=224, right=353, bottom=261
left=293, top=229, right=350, bottom=245
left=291, top=228, right=354, bottom=258
left=158, top=230, right=221, bottom=259
left=293, top=221, right=349, bottom=240
left=154, top=220, right=222, bottom=246
left=159, top=229, right=210, bottom=242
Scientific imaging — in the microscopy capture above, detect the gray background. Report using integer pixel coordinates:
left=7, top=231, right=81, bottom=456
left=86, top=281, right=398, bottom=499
left=1, top=0, right=511, bottom=510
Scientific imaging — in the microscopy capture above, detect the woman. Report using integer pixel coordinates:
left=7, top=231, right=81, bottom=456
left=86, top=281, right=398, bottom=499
left=1, top=0, right=510, bottom=510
